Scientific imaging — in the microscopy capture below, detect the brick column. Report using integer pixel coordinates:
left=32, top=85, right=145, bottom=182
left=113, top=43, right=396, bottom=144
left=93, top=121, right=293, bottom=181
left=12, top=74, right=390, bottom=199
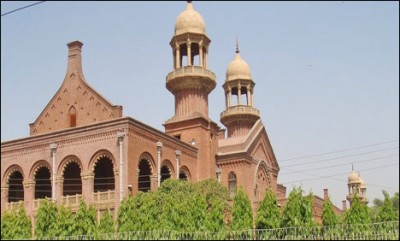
left=55, top=176, right=63, bottom=205
left=23, top=180, right=35, bottom=214
left=150, top=175, right=158, bottom=191
left=1, top=185, right=9, bottom=213
left=81, top=171, right=94, bottom=204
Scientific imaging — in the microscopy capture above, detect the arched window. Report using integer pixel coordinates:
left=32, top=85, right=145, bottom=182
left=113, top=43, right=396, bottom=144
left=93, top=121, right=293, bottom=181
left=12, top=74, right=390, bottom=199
left=69, top=106, right=76, bottom=127
left=8, top=171, right=24, bottom=202
left=138, top=159, right=152, bottom=192
left=179, top=166, right=190, bottom=181
left=94, top=157, right=115, bottom=192
left=35, top=166, right=51, bottom=199
left=228, top=172, right=237, bottom=197
left=63, top=162, right=82, bottom=196
left=160, top=166, right=171, bottom=184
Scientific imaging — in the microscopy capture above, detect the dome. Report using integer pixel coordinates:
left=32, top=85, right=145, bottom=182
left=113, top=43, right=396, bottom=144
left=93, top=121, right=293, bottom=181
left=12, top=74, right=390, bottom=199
left=360, top=178, right=366, bottom=189
left=348, top=170, right=360, bottom=184
left=225, top=53, right=252, bottom=82
left=174, top=2, right=206, bottom=36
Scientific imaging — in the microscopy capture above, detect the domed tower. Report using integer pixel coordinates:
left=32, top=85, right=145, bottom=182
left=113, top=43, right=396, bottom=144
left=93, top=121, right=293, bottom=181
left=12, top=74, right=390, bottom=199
left=220, top=40, right=260, bottom=137
left=346, top=168, right=368, bottom=206
left=166, top=1, right=216, bottom=119
left=164, top=1, right=221, bottom=181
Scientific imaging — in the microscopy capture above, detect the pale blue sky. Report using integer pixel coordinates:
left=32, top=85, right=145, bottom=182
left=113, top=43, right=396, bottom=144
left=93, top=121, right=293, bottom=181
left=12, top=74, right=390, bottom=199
left=1, top=1, right=399, bottom=208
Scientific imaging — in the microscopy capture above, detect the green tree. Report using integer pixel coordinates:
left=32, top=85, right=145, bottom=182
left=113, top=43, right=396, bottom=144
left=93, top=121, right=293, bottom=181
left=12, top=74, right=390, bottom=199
left=376, top=191, right=396, bottom=222
left=343, top=194, right=371, bottom=238
left=322, top=198, right=339, bottom=226
left=321, top=198, right=340, bottom=238
left=195, top=179, right=230, bottom=232
left=97, top=210, right=116, bottom=239
left=231, top=188, right=253, bottom=231
left=280, top=187, right=317, bottom=239
left=281, top=186, right=303, bottom=228
left=1, top=204, right=32, bottom=240
left=54, top=205, right=75, bottom=238
left=370, top=190, right=399, bottom=222
left=35, top=198, right=58, bottom=239
left=1, top=210, right=13, bottom=239
left=255, top=189, right=281, bottom=230
left=71, top=200, right=97, bottom=238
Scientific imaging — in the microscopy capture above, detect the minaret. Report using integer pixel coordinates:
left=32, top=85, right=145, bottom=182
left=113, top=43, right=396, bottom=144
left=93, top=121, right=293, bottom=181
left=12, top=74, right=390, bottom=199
left=164, top=2, right=220, bottom=181
left=346, top=167, right=368, bottom=206
left=220, top=39, right=260, bottom=137
left=166, top=1, right=216, bottom=120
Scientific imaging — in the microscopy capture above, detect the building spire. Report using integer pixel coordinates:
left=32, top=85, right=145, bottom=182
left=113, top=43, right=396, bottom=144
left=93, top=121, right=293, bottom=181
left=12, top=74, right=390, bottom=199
left=351, top=164, right=354, bottom=171
left=235, top=34, right=240, bottom=54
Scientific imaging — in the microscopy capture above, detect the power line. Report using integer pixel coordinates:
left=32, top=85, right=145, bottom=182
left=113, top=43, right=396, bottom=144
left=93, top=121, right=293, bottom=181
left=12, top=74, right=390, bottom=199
left=283, top=162, right=399, bottom=184
left=280, top=146, right=398, bottom=168
left=1, top=1, right=46, bottom=17
left=280, top=139, right=398, bottom=162
left=280, top=153, right=398, bottom=174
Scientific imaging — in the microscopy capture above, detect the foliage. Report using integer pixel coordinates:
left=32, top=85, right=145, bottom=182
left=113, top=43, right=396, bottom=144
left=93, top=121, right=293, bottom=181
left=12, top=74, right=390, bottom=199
left=322, top=198, right=339, bottom=227
left=1, top=203, right=32, bottom=240
left=195, top=179, right=231, bottom=232
left=343, top=193, right=371, bottom=236
left=321, top=198, right=340, bottom=237
left=255, top=189, right=281, bottom=230
left=280, top=187, right=317, bottom=239
left=280, top=186, right=316, bottom=228
left=230, top=187, right=253, bottom=231
left=71, top=200, right=97, bottom=237
left=371, top=190, right=399, bottom=222
left=35, top=198, right=59, bottom=239
left=97, top=210, right=116, bottom=239
left=118, top=178, right=231, bottom=236
left=54, top=205, right=75, bottom=239
left=376, top=191, right=396, bottom=222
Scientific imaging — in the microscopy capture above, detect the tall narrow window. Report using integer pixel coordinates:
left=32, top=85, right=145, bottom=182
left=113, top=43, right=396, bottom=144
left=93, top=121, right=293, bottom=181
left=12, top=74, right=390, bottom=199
left=69, top=106, right=76, bottom=127
left=228, top=172, right=237, bottom=197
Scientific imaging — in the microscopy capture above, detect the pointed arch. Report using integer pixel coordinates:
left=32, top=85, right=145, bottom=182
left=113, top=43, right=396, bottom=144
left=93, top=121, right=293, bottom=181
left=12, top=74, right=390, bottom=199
left=179, top=165, right=191, bottom=181
left=253, top=160, right=271, bottom=201
left=228, top=171, right=237, bottom=197
left=69, top=105, right=76, bottom=127
left=138, top=152, right=155, bottom=192
left=161, top=159, right=174, bottom=184
left=89, top=150, right=116, bottom=193
left=3, top=165, right=25, bottom=203
left=34, top=166, right=51, bottom=199
left=3, top=165, right=24, bottom=186
left=58, top=155, right=83, bottom=196
left=29, top=160, right=51, bottom=180
left=88, top=149, right=116, bottom=172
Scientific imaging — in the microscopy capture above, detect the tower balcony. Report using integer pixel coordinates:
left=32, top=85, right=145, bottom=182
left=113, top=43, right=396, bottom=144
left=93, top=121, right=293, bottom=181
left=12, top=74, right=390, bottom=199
left=220, top=105, right=260, bottom=122
left=166, top=66, right=216, bottom=94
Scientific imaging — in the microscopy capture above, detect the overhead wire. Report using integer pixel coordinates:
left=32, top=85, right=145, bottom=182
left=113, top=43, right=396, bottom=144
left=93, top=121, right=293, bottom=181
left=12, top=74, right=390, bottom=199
left=1, top=1, right=46, bottom=17
left=280, top=139, right=398, bottom=162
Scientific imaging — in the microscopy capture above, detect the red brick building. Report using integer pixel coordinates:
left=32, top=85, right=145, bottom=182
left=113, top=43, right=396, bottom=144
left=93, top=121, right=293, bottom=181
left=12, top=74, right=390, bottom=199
left=1, top=2, right=343, bottom=224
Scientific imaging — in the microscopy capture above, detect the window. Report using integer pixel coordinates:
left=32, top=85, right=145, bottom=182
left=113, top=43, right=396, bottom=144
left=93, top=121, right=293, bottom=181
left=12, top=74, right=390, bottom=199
left=69, top=106, right=76, bottom=127
left=228, top=172, right=237, bottom=197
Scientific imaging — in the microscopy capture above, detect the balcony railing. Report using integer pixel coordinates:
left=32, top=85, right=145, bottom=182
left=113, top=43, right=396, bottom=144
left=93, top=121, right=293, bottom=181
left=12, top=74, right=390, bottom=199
left=33, top=198, right=47, bottom=210
left=62, top=194, right=83, bottom=207
left=93, top=190, right=115, bottom=203
left=5, top=200, right=24, bottom=211
left=220, top=105, right=260, bottom=119
left=166, top=66, right=216, bottom=82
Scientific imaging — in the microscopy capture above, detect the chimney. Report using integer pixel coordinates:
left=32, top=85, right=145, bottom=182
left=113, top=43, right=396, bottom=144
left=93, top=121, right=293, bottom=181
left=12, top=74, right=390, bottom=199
left=66, top=40, right=84, bottom=78
left=342, top=200, right=347, bottom=211
left=323, top=188, right=329, bottom=200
